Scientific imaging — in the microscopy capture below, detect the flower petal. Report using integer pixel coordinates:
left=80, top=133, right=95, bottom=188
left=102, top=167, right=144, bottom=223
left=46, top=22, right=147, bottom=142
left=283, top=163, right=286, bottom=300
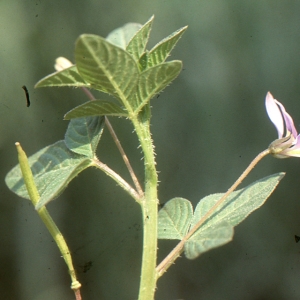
left=273, top=99, right=298, bottom=139
left=282, top=135, right=300, bottom=157
left=265, top=92, right=284, bottom=138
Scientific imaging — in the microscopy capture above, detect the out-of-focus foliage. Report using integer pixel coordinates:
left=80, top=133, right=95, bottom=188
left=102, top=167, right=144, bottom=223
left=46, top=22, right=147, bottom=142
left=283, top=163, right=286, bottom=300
left=2, top=1, right=300, bottom=300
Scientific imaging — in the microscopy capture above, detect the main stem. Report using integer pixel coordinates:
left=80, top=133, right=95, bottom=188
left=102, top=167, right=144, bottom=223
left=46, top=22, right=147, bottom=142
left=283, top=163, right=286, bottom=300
left=132, top=107, right=158, bottom=300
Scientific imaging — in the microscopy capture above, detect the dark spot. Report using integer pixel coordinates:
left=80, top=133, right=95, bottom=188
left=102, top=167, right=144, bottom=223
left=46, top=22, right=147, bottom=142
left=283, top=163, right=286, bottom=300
left=22, top=85, right=30, bottom=107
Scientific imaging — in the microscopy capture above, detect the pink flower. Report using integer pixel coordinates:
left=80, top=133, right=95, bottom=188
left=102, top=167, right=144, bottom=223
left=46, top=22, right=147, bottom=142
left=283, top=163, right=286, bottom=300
left=265, top=92, right=300, bottom=158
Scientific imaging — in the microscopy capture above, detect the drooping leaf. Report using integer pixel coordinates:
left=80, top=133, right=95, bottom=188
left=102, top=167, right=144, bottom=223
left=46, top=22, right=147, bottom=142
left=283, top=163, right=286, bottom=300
left=106, top=23, right=142, bottom=49
left=64, top=116, right=105, bottom=157
left=132, top=61, right=182, bottom=112
left=75, top=34, right=139, bottom=108
left=126, top=16, right=154, bottom=61
left=64, top=100, right=128, bottom=120
left=145, top=26, right=188, bottom=68
left=158, top=198, right=193, bottom=239
left=35, top=66, right=90, bottom=88
left=5, top=141, right=92, bottom=209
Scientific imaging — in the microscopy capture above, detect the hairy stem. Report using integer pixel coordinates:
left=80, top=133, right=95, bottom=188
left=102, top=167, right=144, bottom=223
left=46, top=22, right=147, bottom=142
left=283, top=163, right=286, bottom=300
left=132, top=106, right=158, bottom=300
left=156, top=149, right=271, bottom=277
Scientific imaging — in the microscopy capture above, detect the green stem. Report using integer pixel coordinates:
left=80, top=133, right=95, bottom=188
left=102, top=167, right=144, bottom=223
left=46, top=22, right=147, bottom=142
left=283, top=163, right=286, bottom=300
left=156, top=148, right=271, bottom=278
left=81, top=87, right=144, bottom=197
left=105, top=117, right=144, bottom=198
left=132, top=107, right=158, bottom=300
left=92, top=158, right=141, bottom=203
left=15, top=142, right=82, bottom=299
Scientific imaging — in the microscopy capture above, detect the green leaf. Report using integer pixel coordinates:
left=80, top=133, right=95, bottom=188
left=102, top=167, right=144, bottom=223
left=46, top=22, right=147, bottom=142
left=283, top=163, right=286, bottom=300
left=75, top=34, right=139, bottom=107
left=126, top=16, right=154, bottom=61
left=158, top=173, right=284, bottom=260
left=64, top=116, right=105, bottom=157
left=5, top=141, right=92, bottom=209
left=192, top=173, right=285, bottom=229
left=138, top=51, right=148, bottom=71
left=132, top=61, right=182, bottom=112
left=184, top=173, right=285, bottom=259
left=145, top=26, right=188, bottom=68
left=184, top=221, right=234, bottom=259
left=158, top=198, right=193, bottom=239
left=64, top=100, right=128, bottom=120
left=106, top=23, right=142, bottom=49
left=35, top=66, right=90, bottom=88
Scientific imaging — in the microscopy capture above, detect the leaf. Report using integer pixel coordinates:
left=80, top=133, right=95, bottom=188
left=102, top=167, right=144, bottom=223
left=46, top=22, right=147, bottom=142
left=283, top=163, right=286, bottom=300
left=106, top=23, right=142, bottom=49
left=126, top=16, right=154, bottom=61
left=145, top=26, right=188, bottom=68
left=184, top=173, right=285, bottom=259
left=64, top=116, right=105, bottom=157
left=74, top=32, right=184, bottom=115
left=184, top=221, right=234, bottom=259
left=75, top=34, right=139, bottom=107
left=35, top=66, right=90, bottom=88
left=5, top=141, right=92, bottom=209
left=138, top=51, right=148, bottom=71
left=64, top=100, right=128, bottom=120
left=192, top=173, right=285, bottom=229
left=132, top=61, right=182, bottom=112
left=158, top=173, right=285, bottom=260
left=158, top=198, right=193, bottom=239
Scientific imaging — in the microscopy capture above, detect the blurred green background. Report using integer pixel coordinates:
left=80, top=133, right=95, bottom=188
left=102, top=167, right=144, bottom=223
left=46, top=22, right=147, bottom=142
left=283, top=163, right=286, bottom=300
left=2, top=1, right=300, bottom=299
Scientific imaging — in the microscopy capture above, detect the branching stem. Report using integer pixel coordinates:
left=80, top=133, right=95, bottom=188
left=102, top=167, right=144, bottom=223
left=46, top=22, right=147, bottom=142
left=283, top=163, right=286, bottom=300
left=92, top=158, right=141, bottom=203
left=81, top=87, right=144, bottom=197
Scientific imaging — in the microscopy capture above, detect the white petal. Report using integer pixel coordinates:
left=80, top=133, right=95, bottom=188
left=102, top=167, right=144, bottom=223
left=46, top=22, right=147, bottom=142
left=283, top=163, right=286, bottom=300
left=265, top=92, right=284, bottom=138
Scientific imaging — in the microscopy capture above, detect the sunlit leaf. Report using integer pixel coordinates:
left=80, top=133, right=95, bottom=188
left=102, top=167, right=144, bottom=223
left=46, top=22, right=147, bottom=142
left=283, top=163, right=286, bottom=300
left=35, top=66, right=90, bottom=88
left=145, top=26, right=188, bottom=68
left=158, top=198, right=193, bottom=239
left=75, top=34, right=139, bottom=108
left=64, top=100, right=128, bottom=120
left=132, top=61, right=182, bottom=112
left=5, top=141, right=92, bottom=209
left=138, top=51, right=148, bottom=71
left=126, top=16, right=154, bottom=61
left=64, top=116, right=105, bottom=157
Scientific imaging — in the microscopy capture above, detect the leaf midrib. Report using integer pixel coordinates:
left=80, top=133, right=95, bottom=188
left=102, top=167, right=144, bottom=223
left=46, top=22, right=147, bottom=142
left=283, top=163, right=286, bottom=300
left=83, top=37, right=137, bottom=116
